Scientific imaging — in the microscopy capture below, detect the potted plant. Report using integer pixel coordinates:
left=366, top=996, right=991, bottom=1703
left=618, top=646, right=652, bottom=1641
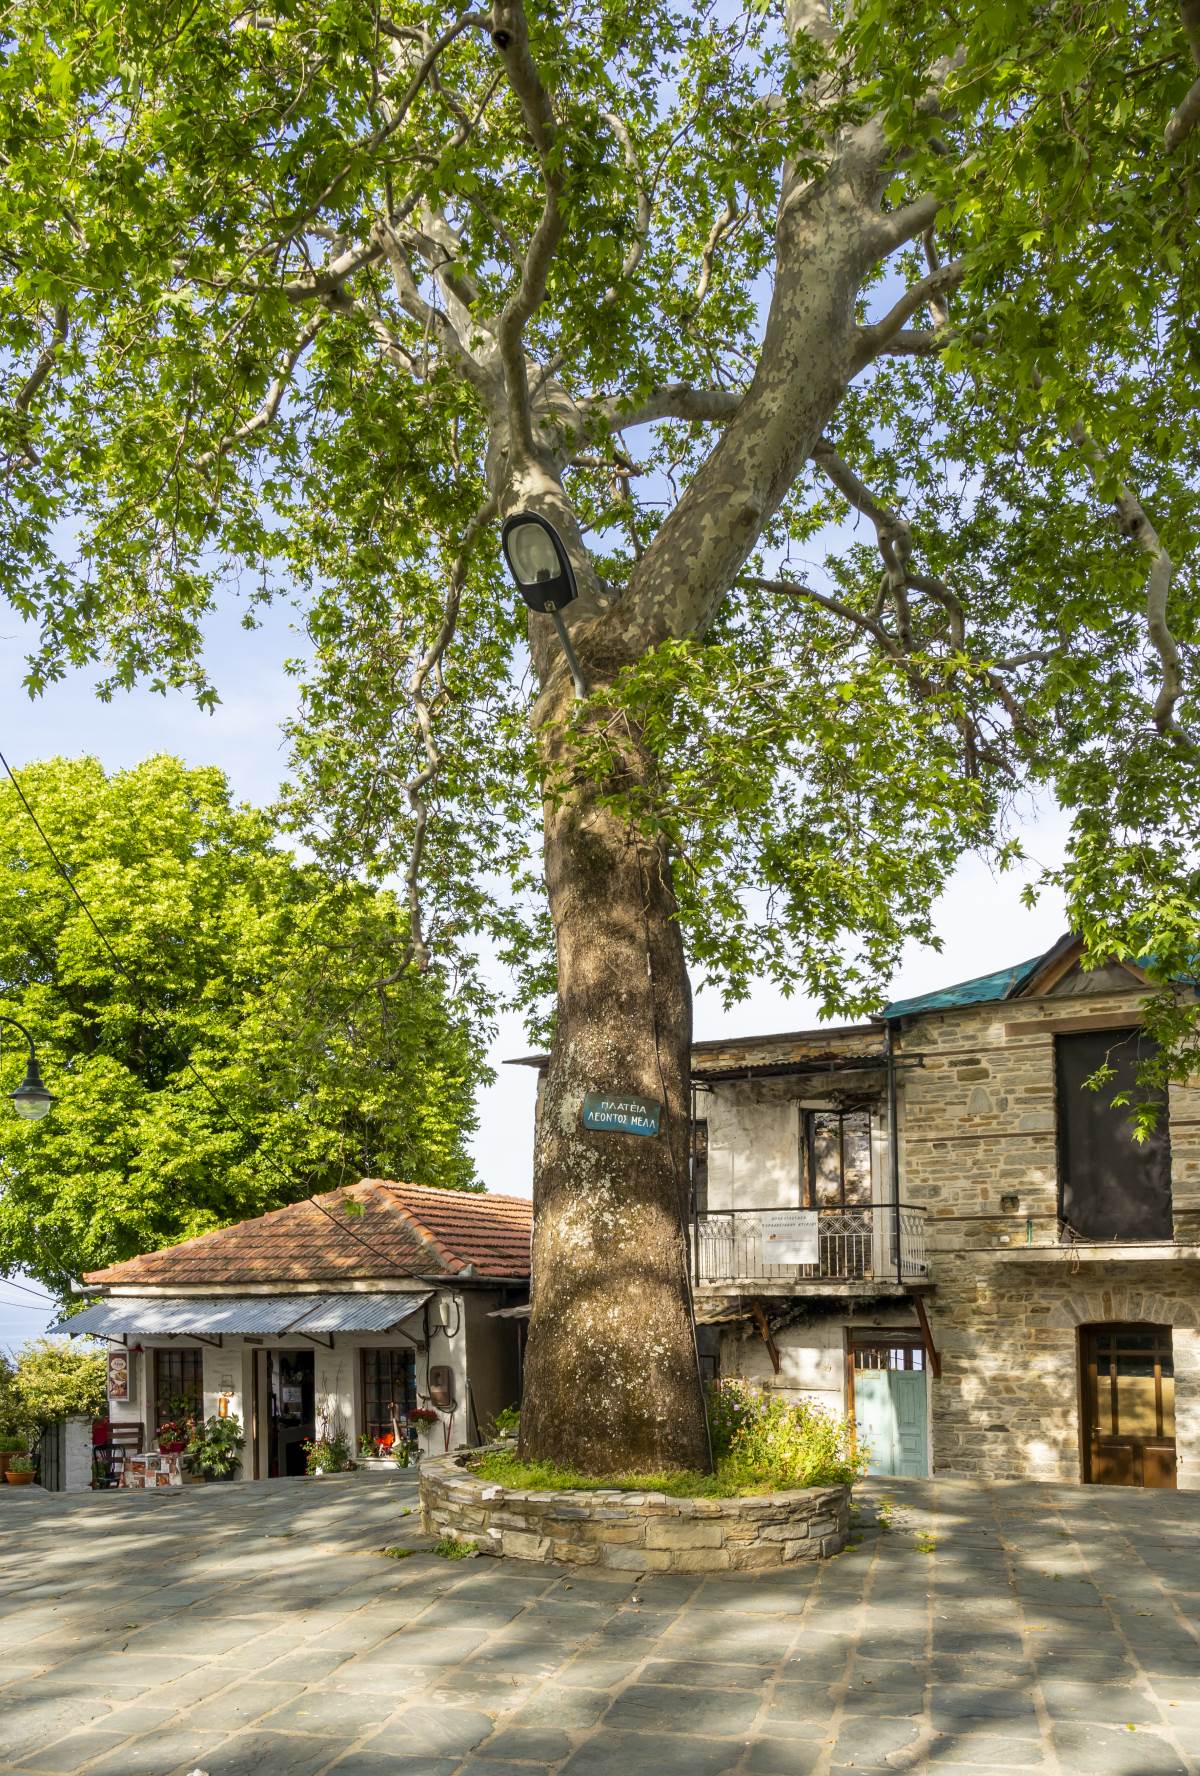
left=0, top=1432, right=25, bottom=1478
left=5, top=1454, right=35, bottom=1486
left=409, top=1408, right=438, bottom=1429
left=155, top=1417, right=191, bottom=1454
left=186, top=1413, right=244, bottom=1481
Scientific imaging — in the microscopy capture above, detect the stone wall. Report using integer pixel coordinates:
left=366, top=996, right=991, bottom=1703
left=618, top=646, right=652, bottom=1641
left=419, top=1452, right=850, bottom=1570
left=896, top=989, right=1200, bottom=1488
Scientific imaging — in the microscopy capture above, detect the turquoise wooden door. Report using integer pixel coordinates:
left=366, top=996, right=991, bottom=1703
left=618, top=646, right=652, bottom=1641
left=855, top=1365, right=928, bottom=1477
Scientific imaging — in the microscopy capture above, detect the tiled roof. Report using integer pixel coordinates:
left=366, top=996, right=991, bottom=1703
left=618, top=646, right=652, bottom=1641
left=83, top=1181, right=531, bottom=1289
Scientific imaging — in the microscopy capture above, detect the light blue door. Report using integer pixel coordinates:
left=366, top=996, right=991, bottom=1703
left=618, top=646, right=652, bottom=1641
left=855, top=1364, right=928, bottom=1478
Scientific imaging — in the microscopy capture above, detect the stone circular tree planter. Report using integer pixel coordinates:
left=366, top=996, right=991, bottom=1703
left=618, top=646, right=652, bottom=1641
left=419, top=1451, right=850, bottom=1571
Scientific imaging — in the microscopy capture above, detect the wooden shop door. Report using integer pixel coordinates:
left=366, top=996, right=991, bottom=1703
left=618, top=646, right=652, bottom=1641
left=1081, top=1324, right=1176, bottom=1489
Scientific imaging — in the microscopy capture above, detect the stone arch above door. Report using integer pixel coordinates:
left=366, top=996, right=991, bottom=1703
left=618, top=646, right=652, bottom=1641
left=1046, top=1289, right=1197, bottom=1332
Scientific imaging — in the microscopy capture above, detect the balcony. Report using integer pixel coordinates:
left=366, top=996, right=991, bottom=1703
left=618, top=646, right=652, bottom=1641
left=691, top=1203, right=929, bottom=1295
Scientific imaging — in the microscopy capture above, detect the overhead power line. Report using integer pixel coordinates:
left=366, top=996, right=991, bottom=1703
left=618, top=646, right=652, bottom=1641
left=0, top=748, right=410, bottom=1279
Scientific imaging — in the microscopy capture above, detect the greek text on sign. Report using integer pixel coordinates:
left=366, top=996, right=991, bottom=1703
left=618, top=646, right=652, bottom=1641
left=582, top=1092, right=661, bottom=1137
left=758, top=1209, right=819, bottom=1265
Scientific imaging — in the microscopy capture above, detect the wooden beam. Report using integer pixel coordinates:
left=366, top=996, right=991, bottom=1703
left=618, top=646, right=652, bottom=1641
left=912, top=1294, right=941, bottom=1379
left=749, top=1301, right=782, bottom=1375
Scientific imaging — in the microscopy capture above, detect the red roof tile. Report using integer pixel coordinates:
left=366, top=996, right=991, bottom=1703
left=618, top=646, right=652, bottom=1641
left=84, top=1181, right=531, bottom=1288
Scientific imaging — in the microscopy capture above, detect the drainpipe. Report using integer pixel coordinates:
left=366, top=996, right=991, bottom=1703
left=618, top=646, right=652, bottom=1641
left=887, top=1021, right=903, bottom=1283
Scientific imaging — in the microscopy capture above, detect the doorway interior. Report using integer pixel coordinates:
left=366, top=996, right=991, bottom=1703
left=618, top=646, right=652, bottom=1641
left=262, top=1349, right=315, bottom=1478
left=1080, top=1323, right=1176, bottom=1488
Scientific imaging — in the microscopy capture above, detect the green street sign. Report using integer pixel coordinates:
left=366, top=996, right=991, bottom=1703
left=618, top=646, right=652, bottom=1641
left=582, top=1092, right=661, bottom=1137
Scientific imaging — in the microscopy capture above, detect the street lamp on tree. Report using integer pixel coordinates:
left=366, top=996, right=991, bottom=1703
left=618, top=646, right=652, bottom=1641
left=500, top=512, right=590, bottom=701
left=0, top=1015, right=55, bottom=1122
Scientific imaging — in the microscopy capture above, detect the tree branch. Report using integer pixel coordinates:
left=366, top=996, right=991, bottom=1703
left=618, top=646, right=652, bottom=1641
left=851, top=257, right=965, bottom=372
left=1166, top=0, right=1200, bottom=149
left=196, top=313, right=328, bottom=471
left=581, top=383, right=743, bottom=431
left=491, top=0, right=567, bottom=457
left=1068, top=421, right=1189, bottom=738
left=7, top=301, right=69, bottom=464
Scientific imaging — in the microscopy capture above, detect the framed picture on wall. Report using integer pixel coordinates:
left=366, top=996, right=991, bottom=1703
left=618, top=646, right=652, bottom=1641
left=107, top=1350, right=130, bottom=1403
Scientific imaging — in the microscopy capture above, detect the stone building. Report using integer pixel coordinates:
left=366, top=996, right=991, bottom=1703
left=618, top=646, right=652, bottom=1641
left=517, top=931, right=1197, bottom=1490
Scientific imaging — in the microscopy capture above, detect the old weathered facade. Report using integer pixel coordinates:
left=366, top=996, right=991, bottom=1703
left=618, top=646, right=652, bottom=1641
left=517, top=933, right=1198, bottom=1490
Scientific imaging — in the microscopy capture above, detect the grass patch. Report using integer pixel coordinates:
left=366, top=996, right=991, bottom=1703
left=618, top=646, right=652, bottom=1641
left=473, top=1451, right=728, bottom=1496
left=434, top=1534, right=477, bottom=1559
left=379, top=1546, right=416, bottom=1559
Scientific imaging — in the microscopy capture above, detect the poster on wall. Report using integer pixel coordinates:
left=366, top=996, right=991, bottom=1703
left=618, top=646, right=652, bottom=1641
left=107, top=1350, right=130, bottom=1402
left=758, top=1210, right=819, bottom=1265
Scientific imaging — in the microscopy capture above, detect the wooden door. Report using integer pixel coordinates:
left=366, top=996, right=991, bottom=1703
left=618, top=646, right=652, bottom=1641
left=853, top=1342, right=928, bottom=1478
left=1081, top=1324, right=1176, bottom=1489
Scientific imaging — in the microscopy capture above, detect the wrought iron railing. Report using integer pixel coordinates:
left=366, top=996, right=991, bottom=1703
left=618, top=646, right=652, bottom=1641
left=692, top=1203, right=928, bottom=1286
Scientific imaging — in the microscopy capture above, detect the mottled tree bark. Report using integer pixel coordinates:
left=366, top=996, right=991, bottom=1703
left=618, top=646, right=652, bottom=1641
left=519, top=696, right=707, bottom=1472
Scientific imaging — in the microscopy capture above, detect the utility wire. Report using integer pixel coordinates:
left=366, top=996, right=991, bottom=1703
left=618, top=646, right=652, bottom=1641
left=0, top=748, right=414, bottom=1278
left=0, top=1274, right=54, bottom=1302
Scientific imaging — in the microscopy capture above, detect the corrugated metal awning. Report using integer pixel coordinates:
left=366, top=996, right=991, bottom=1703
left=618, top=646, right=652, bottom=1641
left=286, top=1292, right=431, bottom=1333
left=51, top=1291, right=431, bottom=1338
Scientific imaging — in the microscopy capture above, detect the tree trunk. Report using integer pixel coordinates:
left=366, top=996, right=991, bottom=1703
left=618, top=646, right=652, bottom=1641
left=519, top=699, right=708, bottom=1474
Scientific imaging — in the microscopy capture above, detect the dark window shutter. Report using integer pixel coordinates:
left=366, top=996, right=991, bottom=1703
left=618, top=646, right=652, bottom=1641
left=1056, top=1029, right=1171, bottom=1241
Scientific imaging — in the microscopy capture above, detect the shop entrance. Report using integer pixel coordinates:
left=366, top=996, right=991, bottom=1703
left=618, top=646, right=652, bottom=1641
left=1081, top=1324, right=1176, bottom=1488
left=851, top=1338, right=928, bottom=1478
left=266, top=1349, right=315, bottom=1478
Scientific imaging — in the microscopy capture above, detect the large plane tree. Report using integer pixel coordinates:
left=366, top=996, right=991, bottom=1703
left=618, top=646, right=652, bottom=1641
left=1, top=0, right=1197, bottom=1470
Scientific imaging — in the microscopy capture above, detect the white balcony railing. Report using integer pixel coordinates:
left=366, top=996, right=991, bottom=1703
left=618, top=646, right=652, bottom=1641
left=692, top=1204, right=928, bottom=1286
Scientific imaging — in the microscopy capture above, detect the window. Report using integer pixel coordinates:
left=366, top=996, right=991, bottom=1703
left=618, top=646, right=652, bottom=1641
left=362, top=1348, right=416, bottom=1440
left=154, top=1347, right=203, bottom=1426
left=805, top=1110, right=871, bottom=1208
left=853, top=1343, right=924, bottom=1372
left=1056, top=1030, right=1171, bottom=1241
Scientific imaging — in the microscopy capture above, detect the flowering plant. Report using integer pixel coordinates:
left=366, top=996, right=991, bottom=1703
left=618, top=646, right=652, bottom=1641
left=155, top=1417, right=192, bottom=1449
left=409, top=1407, right=438, bottom=1425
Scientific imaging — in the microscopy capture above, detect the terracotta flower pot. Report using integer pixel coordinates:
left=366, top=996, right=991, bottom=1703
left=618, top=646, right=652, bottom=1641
left=0, top=1452, right=11, bottom=1478
left=5, top=1470, right=34, bottom=1485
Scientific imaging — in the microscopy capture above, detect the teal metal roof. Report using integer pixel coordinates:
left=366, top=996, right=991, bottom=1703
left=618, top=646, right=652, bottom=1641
left=882, top=955, right=1046, bottom=1021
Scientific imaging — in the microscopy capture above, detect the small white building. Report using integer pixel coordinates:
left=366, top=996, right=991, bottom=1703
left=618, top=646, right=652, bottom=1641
left=55, top=1181, right=530, bottom=1478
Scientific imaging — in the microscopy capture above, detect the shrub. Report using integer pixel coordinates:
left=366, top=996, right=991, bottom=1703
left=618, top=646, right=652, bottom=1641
left=488, top=1404, right=520, bottom=1439
left=715, top=1384, right=866, bottom=1491
left=9, top=1454, right=35, bottom=1474
left=472, top=1382, right=865, bottom=1496
left=10, top=1339, right=106, bottom=1432
left=187, top=1414, right=244, bottom=1479
left=303, top=1426, right=352, bottom=1475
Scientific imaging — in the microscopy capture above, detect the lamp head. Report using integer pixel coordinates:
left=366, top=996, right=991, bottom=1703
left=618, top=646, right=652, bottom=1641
left=501, top=513, right=578, bottom=613
left=10, top=1053, right=54, bottom=1122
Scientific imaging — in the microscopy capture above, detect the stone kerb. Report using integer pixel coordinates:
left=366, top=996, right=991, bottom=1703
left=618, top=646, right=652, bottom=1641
left=419, top=1450, right=850, bottom=1570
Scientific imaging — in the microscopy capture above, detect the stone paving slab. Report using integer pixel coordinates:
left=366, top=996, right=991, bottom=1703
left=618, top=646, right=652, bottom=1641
left=2, top=1473, right=1200, bottom=1774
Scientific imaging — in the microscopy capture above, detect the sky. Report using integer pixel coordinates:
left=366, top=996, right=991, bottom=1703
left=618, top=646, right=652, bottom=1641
left=0, top=584, right=1072, bottom=1349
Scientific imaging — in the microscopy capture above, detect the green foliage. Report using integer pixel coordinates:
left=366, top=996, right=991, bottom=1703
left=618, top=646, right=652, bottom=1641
left=477, top=1386, right=864, bottom=1494
left=433, top=1534, right=477, bottom=1559
left=712, top=1381, right=867, bottom=1492
left=380, top=1545, right=416, bottom=1559
left=9, top=1338, right=106, bottom=1431
left=0, top=1432, right=26, bottom=1453
left=186, top=1412, right=244, bottom=1479
left=488, top=1404, right=521, bottom=1439
left=303, top=1427, right=352, bottom=1475
left=8, top=1454, right=35, bottom=1474
left=0, top=0, right=1195, bottom=1056
left=0, top=755, right=487, bottom=1293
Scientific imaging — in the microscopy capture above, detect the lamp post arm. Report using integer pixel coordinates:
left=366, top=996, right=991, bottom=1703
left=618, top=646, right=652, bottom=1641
left=0, top=1014, right=37, bottom=1061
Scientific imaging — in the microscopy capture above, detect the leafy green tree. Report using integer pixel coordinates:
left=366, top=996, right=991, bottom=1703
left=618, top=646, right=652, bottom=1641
left=0, top=757, right=485, bottom=1293
left=9, top=1338, right=107, bottom=1432
left=0, top=0, right=1197, bottom=1467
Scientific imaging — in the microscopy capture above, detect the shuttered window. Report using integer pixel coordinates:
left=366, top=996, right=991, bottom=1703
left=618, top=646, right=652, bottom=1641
left=1056, top=1029, right=1171, bottom=1241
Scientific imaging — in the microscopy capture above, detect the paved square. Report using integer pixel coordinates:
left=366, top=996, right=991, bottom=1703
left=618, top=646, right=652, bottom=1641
left=1, top=1473, right=1198, bottom=1774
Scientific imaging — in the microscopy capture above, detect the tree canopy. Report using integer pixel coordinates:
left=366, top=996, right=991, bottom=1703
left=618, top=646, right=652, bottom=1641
left=0, top=0, right=1195, bottom=1053
left=0, top=756, right=486, bottom=1294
